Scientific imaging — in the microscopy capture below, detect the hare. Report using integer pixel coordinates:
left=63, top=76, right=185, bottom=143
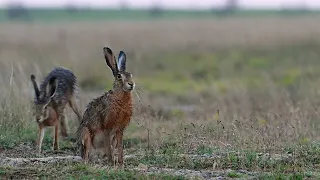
left=30, top=67, right=82, bottom=153
left=77, top=47, right=135, bottom=166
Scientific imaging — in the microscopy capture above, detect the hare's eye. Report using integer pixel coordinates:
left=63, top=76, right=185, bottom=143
left=117, top=74, right=122, bottom=79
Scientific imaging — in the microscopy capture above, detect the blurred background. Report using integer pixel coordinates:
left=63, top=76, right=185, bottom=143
left=1, top=0, right=320, bottom=154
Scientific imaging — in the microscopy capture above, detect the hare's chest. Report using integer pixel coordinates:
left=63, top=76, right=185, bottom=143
left=104, top=106, right=133, bottom=129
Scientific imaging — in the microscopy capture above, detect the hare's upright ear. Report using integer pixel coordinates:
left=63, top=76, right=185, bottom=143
left=103, top=47, right=118, bottom=76
left=117, top=51, right=126, bottom=72
left=46, top=76, right=58, bottom=100
left=30, top=74, right=40, bottom=99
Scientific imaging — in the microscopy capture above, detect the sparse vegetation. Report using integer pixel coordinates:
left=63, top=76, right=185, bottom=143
left=0, top=163, right=187, bottom=179
left=1, top=15, right=320, bottom=179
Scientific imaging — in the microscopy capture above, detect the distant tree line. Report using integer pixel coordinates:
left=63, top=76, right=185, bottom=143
left=6, top=3, right=30, bottom=21
left=4, top=0, right=311, bottom=21
left=4, top=0, right=240, bottom=20
left=213, top=0, right=238, bottom=17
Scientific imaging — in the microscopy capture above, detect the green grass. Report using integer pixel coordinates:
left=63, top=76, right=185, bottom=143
left=226, top=170, right=243, bottom=178
left=0, top=163, right=187, bottom=179
left=195, top=145, right=214, bottom=155
left=132, top=43, right=320, bottom=98
left=0, top=8, right=320, bottom=23
left=124, top=141, right=320, bottom=173
left=257, top=172, right=311, bottom=180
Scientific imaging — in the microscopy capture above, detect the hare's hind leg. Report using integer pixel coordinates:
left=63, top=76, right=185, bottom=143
left=69, top=95, right=82, bottom=123
left=56, top=104, right=68, bottom=138
left=80, top=127, right=91, bottom=163
left=37, top=125, right=46, bottom=154
left=59, top=112, right=68, bottom=138
left=82, top=139, right=91, bottom=163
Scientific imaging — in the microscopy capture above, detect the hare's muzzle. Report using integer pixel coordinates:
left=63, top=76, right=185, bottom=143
left=36, top=117, right=41, bottom=121
left=126, top=82, right=134, bottom=91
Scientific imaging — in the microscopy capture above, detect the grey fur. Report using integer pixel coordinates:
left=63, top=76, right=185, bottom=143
left=117, top=51, right=126, bottom=72
left=34, top=67, right=77, bottom=105
left=31, top=67, right=82, bottom=141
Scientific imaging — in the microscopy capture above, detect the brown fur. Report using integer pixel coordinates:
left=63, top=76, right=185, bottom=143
left=36, top=106, right=60, bottom=153
left=77, top=47, right=134, bottom=166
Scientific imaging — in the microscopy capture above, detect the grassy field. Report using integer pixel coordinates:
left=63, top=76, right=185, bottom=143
left=1, top=15, right=320, bottom=179
left=0, top=8, right=320, bottom=22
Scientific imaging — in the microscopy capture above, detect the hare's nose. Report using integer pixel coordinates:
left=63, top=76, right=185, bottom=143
left=127, top=82, right=134, bottom=90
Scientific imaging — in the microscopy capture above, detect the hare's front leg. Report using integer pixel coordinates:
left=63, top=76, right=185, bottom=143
left=111, top=133, right=117, bottom=155
left=115, top=131, right=124, bottom=167
left=37, top=125, right=46, bottom=154
left=104, top=130, right=113, bottom=164
left=53, top=123, right=59, bottom=151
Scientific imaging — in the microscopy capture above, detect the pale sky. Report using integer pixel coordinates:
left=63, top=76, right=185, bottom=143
left=2, top=0, right=320, bottom=9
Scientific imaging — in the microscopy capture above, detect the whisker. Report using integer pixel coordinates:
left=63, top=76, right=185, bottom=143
left=134, top=84, right=145, bottom=97
left=134, top=89, right=142, bottom=103
left=135, top=85, right=145, bottom=92
left=135, top=82, right=146, bottom=89
left=136, top=89, right=144, bottom=97
left=136, top=87, right=145, bottom=96
left=133, top=83, right=147, bottom=110
left=135, top=82, right=146, bottom=87
left=137, top=89, right=144, bottom=94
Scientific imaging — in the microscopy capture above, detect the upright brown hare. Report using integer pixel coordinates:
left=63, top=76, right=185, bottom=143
left=30, top=67, right=82, bottom=154
left=77, top=47, right=135, bottom=166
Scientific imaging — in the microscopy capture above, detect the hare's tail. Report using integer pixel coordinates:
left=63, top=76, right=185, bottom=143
left=76, top=126, right=91, bottom=159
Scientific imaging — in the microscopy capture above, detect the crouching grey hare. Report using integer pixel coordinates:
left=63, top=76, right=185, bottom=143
left=30, top=67, right=82, bottom=154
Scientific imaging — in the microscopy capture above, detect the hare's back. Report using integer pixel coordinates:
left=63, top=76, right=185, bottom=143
left=39, top=67, right=77, bottom=99
left=81, top=93, right=111, bottom=125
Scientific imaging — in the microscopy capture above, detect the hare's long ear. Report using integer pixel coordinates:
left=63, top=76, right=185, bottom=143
left=46, top=76, right=58, bottom=100
left=117, top=51, right=126, bottom=72
left=103, top=47, right=118, bottom=76
left=30, top=74, right=40, bottom=99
